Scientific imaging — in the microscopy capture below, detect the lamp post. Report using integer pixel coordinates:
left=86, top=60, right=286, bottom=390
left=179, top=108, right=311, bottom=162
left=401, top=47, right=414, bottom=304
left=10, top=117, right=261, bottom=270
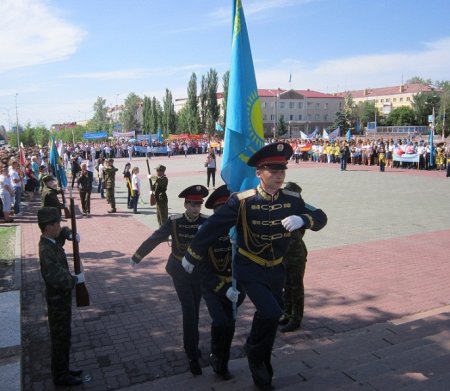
left=15, top=93, right=20, bottom=149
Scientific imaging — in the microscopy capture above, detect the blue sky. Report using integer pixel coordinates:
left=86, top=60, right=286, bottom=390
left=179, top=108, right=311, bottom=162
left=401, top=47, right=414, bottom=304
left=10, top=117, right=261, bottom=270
left=1, top=0, right=450, bottom=129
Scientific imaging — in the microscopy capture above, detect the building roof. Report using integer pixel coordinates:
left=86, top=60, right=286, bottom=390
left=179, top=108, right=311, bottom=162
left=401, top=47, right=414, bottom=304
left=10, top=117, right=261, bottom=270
left=259, top=88, right=341, bottom=99
left=333, top=83, right=436, bottom=98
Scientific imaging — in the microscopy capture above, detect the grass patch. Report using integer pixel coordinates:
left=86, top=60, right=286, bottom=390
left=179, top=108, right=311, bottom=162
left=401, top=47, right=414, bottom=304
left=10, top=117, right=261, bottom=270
left=0, top=226, right=16, bottom=292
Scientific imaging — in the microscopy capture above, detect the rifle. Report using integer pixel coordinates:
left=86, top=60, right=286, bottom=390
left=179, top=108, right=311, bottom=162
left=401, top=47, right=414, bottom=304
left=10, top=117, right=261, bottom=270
left=59, top=188, right=72, bottom=219
left=68, top=186, right=90, bottom=307
left=145, top=159, right=156, bottom=206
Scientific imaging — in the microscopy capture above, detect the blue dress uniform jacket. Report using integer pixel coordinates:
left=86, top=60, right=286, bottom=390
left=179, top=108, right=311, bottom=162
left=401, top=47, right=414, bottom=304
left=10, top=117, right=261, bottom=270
left=131, top=212, right=209, bottom=361
left=187, top=185, right=327, bottom=288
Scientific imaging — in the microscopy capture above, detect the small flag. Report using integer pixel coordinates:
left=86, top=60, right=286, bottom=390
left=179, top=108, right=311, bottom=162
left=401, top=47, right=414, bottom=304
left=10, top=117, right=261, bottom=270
left=49, top=136, right=68, bottom=188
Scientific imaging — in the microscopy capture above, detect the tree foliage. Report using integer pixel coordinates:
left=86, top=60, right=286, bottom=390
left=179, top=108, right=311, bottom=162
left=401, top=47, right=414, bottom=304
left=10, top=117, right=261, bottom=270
left=89, top=97, right=109, bottom=132
left=142, top=96, right=152, bottom=134
left=221, top=71, right=229, bottom=127
left=162, top=88, right=176, bottom=137
left=186, top=73, right=199, bottom=133
left=386, top=106, right=416, bottom=126
left=122, top=93, right=142, bottom=131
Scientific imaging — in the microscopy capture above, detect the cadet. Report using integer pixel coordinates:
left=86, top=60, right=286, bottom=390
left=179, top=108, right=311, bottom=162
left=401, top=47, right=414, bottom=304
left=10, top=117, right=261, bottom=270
left=37, top=207, right=85, bottom=386
left=279, top=182, right=308, bottom=333
left=151, top=164, right=168, bottom=226
left=182, top=142, right=327, bottom=389
left=41, top=175, right=67, bottom=215
left=200, top=185, right=246, bottom=380
left=130, top=185, right=209, bottom=376
left=103, top=158, right=118, bottom=213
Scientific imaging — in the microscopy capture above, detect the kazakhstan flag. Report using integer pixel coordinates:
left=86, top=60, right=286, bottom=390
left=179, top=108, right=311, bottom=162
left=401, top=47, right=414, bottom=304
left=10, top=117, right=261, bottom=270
left=221, top=0, right=264, bottom=193
left=49, top=137, right=68, bottom=188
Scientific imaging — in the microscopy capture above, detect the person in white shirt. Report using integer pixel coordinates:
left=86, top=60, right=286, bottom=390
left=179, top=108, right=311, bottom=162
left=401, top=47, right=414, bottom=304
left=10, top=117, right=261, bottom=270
left=131, top=167, right=140, bottom=214
left=9, top=159, right=23, bottom=215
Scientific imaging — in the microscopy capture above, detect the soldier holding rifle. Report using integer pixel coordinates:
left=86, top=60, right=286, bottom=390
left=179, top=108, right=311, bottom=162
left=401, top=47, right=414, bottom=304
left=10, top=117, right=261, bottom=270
left=37, top=207, right=85, bottom=386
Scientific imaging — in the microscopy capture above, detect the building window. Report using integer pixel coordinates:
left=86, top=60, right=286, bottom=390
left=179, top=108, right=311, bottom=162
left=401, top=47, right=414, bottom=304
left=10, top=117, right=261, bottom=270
left=281, top=114, right=285, bottom=120
left=324, top=114, right=328, bottom=121
left=307, top=102, right=312, bottom=108
left=400, top=97, right=403, bottom=102
left=393, top=98, right=397, bottom=102
left=308, top=114, right=312, bottom=121
left=406, top=97, right=411, bottom=101
left=270, top=114, right=275, bottom=121
left=298, top=102, right=303, bottom=109
left=380, top=99, right=384, bottom=103
left=386, top=98, right=390, bottom=102
left=315, top=103, right=320, bottom=109
left=263, top=114, right=267, bottom=120
left=289, top=102, right=294, bottom=109
left=315, top=114, right=320, bottom=120
left=290, top=114, right=294, bottom=121
left=298, top=114, right=303, bottom=121
left=263, top=101, right=267, bottom=108
left=323, top=103, right=328, bottom=110
left=270, top=101, right=275, bottom=108
left=280, top=102, right=285, bottom=109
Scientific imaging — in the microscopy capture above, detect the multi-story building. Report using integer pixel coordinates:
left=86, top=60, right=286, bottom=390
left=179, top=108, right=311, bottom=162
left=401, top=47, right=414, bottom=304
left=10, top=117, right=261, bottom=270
left=175, top=88, right=343, bottom=138
left=334, top=83, right=436, bottom=116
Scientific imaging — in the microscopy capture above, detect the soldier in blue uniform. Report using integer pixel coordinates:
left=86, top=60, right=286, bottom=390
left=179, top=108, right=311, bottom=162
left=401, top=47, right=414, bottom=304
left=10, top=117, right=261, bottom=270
left=182, top=142, right=327, bottom=389
left=130, top=185, right=209, bottom=376
left=199, top=185, right=246, bottom=380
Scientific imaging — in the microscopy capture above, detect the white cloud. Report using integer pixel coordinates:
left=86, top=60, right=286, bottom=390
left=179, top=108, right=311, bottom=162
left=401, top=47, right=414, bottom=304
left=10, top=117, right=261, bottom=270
left=0, top=0, right=86, bottom=73
left=256, top=37, right=450, bottom=93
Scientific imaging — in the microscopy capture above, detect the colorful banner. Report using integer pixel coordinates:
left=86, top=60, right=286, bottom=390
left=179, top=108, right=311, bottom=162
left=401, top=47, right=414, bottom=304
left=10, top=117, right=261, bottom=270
left=83, top=132, right=108, bottom=139
left=112, top=130, right=135, bottom=138
left=393, top=153, right=420, bottom=163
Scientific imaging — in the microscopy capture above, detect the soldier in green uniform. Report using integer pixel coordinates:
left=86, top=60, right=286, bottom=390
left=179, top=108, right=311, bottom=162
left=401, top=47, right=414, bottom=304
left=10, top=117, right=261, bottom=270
left=103, top=158, right=118, bottom=213
left=130, top=185, right=209, bottom=376
left=41, top=175, right=67, bottom=215
left=278, top=182, right=308, bottom=333
left=151, top=164, right=168, bottom=226
left=37, top=207, right=85, bottom=386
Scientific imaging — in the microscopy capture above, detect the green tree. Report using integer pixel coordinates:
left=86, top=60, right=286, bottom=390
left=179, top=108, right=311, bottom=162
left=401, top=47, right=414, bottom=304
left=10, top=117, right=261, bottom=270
left=411, top=92, right=440, bottom=125
left=89, top=97, right=109, bottom=132
left=162, top=88, right=175, bottom=137
left=205, top=68, right=220, bottom=135
left=386, top=106, right=416, bottom=126
left=406, top=76, right=433, bottom=86
left=176, top=104, right=190, bottom=133
left=334, top=94, right=357, bottom=130
left=356, top=101, right=378, bottom=129
left=186, top=73, right=199, bottom=133
left=277, top=117, right=287, bottom=136
left=122, top=93, right=142, bottom=131
left=151, top=97, right=161, bottom=134
left=142, top=96, right=152, bottom=134
left=199, top=75, right=208, bottom=134
left=221, top=71, right=229, bottom=127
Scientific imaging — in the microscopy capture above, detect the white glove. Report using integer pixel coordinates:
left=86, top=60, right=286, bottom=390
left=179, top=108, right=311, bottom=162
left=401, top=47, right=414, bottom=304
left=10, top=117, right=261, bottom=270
left=282, top=215, right=305, bottom=232
left=130, top=259, right=139, bottom=268
left=75, top=272, right=85, bottom=284
left=147, top=174, right=152, bottom=179
left=149, top=190, right=153, bottom=195
left=68, top=232, right=81, bottom=243
left=181, top=256, right=194, bottom=274
left=226, top=287, right=240, bottom=303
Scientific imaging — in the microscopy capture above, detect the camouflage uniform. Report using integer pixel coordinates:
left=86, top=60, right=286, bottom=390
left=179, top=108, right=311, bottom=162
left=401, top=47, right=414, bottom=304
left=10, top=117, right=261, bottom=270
left=41, top=181, right=65, bottom=211
left=103, top=163, right=118, bottom=211
left=154, top=173, right=168, bottom=226
left=39, top=224, right=76, bottom=384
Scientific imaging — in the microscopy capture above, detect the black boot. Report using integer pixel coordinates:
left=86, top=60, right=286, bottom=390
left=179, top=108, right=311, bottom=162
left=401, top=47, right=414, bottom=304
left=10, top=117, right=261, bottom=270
left=219, top=326, right=235, bottom=380
left=189, top=359, right=202, bottom=376
left=208, top=326, right=223, bottom=374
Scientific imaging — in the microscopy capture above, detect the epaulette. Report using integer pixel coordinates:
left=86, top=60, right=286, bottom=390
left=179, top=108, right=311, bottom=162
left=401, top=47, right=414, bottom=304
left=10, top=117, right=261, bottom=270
left=237, top=189, right=256, bottom=200
left=282, top=189, right=301, bottom=198
left=171, top=214, right=183, bottom=220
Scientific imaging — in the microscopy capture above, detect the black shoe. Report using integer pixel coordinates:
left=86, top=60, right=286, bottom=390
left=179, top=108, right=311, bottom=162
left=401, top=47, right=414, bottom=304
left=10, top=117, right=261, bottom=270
left=69, top=369, right=83, bottom=376
left=209, top=353, right=221, bottom=373
left=189, top=359, right=202, bottom=376
left=244, top=343, right=271, bottom=387
left=107, top=209, right=116, bottom=213
left=220, top=366, right=233, bottom=381
left=133, top=211, right=140, bottom=214
left=54, top=375, right=82, bottom=386
left=280, top=319, right=301, bottom=333
left=278, top=317, right=289, bottom=326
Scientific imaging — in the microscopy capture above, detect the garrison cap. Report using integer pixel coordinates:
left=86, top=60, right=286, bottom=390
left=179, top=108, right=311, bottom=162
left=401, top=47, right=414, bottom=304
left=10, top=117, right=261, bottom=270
left=284, top=181, right=302, bottom=194
left=247, top=142, right=293, bottom=170
left=205, top=185, right=230, bottom=209
left=178, top=185, right=209, bottom=202
left=42, top=174, right=56, bottom=183
left=37, top=207, right=61, bottom=225
left=155, top=164, right=166, bottom=171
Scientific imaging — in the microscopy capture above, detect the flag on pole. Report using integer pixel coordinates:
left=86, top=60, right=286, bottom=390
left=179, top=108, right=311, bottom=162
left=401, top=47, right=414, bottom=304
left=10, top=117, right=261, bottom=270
left=322, top=129, right=329, bottom=140
left=428, top=128, right=434, bottom=166
left=215, top=122, right=224, bottom=132
left=49, top=136, right=68, bottom=188
left=346, top=129, right=352, bottom=142
left=221, top=0, right=264, bottom=193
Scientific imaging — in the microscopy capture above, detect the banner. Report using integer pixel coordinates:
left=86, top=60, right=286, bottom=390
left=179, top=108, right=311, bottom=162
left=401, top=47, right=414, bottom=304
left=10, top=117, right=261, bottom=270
left=393, top=153, right=420, bottom=163
left=112, top=130, right=135, bottom=138
left=83, top=132, right=108, bottom=140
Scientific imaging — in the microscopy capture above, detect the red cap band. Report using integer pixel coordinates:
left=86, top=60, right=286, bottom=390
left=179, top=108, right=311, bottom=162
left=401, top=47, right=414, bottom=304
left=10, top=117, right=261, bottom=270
left=185, top=194, right=204, bottom=201
left=256, top=156, right=287, bottom=166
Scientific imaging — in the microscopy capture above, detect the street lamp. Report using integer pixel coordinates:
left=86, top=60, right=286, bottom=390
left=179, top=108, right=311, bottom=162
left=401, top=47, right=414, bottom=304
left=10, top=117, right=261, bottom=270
left=15, top=93, right=20, bottom=149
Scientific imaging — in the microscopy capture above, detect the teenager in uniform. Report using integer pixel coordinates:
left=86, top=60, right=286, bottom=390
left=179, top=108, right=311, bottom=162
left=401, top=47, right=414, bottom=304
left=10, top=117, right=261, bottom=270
left=182, top=142, right=328, bottom=389
left=77, top=162, right=92, bottom=216
left=151, top=164, right=168, bottom=226
left=200, top=185, right=246, bottom=380
left=41, top=175, right=66, bottom=214
left=130, top=185, right=209, bottom=376
left=278, top=182, right=308, bottom=333
left=123, top=162, right=133, bottom=209
left=103, top=158, right=118, bottom=213
left=37, top=207, right=85, bottom=386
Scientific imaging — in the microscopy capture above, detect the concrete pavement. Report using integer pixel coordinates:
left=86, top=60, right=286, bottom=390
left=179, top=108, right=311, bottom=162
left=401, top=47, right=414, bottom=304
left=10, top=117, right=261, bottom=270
left=5, top=152, right=450, bottom=390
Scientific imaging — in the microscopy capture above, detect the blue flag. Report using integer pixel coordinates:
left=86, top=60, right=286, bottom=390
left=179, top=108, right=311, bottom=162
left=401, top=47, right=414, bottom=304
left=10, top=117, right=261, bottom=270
left=221, top=0, right=264, bottom=193
left=428, top=128, right=434, bottom=166
left=346, top=129, right=351, bottom=142
left=49, top=137, right=68, bottom=188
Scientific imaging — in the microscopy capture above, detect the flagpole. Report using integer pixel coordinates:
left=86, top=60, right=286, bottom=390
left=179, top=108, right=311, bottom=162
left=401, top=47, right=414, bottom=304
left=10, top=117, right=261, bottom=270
left=15, top=93, right=20, bottom=149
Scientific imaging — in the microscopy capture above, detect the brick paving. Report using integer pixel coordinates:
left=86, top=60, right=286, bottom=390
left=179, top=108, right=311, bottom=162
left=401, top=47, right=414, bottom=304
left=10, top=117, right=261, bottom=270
left=16, top=153, right=450, bottom=390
